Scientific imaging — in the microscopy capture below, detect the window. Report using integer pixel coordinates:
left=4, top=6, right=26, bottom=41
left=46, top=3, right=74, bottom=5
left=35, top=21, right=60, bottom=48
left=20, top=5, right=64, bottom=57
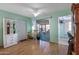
left=46, top=25, right=50, bottom=31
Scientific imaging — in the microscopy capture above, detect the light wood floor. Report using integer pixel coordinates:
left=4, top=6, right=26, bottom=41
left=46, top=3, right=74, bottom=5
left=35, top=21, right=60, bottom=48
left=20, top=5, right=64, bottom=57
left=0, top=40, right=68, bottom=55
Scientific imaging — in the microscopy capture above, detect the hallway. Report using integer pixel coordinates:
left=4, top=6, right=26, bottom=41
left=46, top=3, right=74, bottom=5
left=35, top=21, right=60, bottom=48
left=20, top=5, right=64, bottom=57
left=0, top=40, right=68, bottom=55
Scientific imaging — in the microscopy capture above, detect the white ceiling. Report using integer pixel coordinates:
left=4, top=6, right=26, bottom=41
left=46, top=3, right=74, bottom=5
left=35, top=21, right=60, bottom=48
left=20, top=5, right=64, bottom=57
left=0, top=3, right=71, bottom=19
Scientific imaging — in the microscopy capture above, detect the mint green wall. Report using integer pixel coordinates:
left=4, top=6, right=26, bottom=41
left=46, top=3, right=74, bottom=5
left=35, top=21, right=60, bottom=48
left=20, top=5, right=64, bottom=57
left=59, top=23, right=66, bottom=37
left=27, top=19, right=32, bottom=32
left=50, top=17, right=58, bottom=43
left=50, top=9, right=72, bottom=43
left=0, top=10, right=32, bottom=46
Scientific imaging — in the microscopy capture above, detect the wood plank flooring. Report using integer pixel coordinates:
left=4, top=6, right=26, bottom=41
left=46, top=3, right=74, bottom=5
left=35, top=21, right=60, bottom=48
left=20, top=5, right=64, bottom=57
left=0, top=40, right=68, bottom=55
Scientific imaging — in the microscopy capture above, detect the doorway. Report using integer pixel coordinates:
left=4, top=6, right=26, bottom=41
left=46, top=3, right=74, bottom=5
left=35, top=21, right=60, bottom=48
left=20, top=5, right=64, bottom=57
left=58, top=15, right=72, bottom=45
left=36, top=19, right=50, bottom=42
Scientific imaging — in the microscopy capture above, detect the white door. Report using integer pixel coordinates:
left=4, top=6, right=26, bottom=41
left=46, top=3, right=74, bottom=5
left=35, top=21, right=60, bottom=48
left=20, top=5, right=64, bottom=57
left=16, top=20, right=27, bottom=41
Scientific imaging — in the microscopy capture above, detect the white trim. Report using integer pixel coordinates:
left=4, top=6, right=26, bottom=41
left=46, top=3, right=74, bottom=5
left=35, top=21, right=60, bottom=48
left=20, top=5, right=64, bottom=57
left=57, top=19, right=60, bottom=44
left=3, top=17, right=6, bottom=47
left=48, top=18, right=51, bottom=42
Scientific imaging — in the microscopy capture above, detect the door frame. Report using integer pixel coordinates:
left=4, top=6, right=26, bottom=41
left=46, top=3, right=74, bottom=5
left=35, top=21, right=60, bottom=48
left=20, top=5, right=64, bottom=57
left=36, top=19, right=50, bottom=41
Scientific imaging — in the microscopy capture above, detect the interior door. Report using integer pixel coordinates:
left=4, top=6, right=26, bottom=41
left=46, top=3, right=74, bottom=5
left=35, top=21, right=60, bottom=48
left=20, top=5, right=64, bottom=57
left=16, top=20, right=27, bottom=41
